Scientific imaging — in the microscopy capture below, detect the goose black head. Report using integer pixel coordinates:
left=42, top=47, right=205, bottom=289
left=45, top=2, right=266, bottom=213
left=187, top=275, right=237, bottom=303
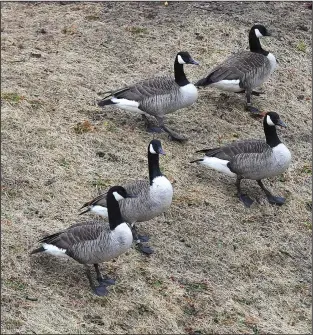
left=251, top=24, right=272, bottom=38
left=176, top=51, right=199, bottom=65
left=265, top=112, right=287, bottom=128
left=108, top=186, right=135, bottom=201
left=148, top=139, right=166, bottom=155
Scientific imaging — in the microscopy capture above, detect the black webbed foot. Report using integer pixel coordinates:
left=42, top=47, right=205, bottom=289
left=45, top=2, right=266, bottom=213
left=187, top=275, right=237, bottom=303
left=98, top=277, right=116, bottom=286
left=168, top=133, right=188, bottom=142
left=245, top=105, right=261, bottom=115
left=239, top=194, right=254, bottom=208
left=146, top=126, right=163, bottom=133
left=94, top=284, right=109, bottom=296
left=136, top=243, right=154, bottom=255
left=266, top=195, right=286, bottom=206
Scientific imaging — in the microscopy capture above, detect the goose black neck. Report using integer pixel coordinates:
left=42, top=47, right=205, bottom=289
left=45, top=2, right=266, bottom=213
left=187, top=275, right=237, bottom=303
left=148, top=151, right=163, bottom=186
left=263, top=119, right=281, bottom=148
left=249, top=30, right=268, bottom=56
left=107, top=193, right=124, bottom=230
left=174, top=58, right=190, bottom=87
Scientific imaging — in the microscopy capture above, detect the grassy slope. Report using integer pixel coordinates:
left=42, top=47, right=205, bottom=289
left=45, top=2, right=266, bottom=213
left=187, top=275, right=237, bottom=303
left=1, top=2, right=312, bottom=334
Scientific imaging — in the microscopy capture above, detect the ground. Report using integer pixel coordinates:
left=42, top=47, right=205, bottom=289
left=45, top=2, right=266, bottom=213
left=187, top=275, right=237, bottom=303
left=1, top=2, right=312, bottom=334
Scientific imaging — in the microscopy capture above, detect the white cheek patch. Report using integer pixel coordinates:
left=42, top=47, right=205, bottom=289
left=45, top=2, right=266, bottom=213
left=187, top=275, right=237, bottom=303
left=177, top=55, right=186, bottom=64
left=266, top=115, right=275, bottom=126
left=113, top=191, right=125, bottom=201
left=255, top=28, right=263, bottom=38
left=149, top=144, right=157, bottom=154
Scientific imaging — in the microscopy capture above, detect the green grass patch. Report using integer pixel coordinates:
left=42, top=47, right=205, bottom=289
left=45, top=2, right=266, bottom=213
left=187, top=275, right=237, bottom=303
left=5, top=278, right=26, bottom=291
left=152, top=279, right=163, bottom=288
left=184, top=304, right=197, bottom=316
left=102, top=120, right=117, bottom=132
left=85, top=15, right=100, bottom=21
left=302, top=164, right=312, bottom=174
left=126, top=26, right=148, bottom=34
left=303, top=221, right=312, bottom=230
left=184, top=281, right=208, bottom=293
left=296, top=41, right=307, bottom=53
left=1, top=92, right=25, bottom=103
left=92, top=177, right=111, bottom=188
left=59, top=158, right=70, bottom=169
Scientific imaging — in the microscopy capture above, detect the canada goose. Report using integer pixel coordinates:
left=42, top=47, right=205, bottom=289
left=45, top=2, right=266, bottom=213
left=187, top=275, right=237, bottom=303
left=191, top=112, right=291, bottom=207
left=79, top=139, right=173, bottom=254
left=97, top=51, right=199, bottom=141
left=195, top=24, right=277, bottom=115
left=31, top=186, right=134, bottom=296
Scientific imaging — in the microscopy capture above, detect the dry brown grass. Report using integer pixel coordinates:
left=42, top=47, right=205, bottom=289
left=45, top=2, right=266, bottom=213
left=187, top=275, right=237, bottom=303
left=1, top=2, right=312, bottom=334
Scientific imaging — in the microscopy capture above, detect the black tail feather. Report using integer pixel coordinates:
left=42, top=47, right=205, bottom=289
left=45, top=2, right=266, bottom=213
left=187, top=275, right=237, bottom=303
left=38, top=231, right=62, bottom=244
left=30, top=246, right=45, bottom=255
left=79, top=208, right=90, bottom=216
left=79, top=202, right=90, bottom=210
left=97, top=98, right=115, bottom=107
left=195, top=147, right=222, bottom=157
left=196, top=147, right=219, bottom=153
left=195, top=76, right=213, bottom=87
left=196, top=148, right=211, bottom=153
left=190, top=158, right=204, bottom=163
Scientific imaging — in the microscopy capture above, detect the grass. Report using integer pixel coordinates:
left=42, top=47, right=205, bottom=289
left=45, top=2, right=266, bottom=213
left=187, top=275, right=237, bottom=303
left=296, top=41, right=307, bottom=53
left=301, top=164, right=312, bottom=174
left=59, top=158, right=71, bottom=169
left=302, top=221, right=312, bottom=230
left=1, top=92, right=25, bottom=103
left=4, top=278, right=27, bottom=291
left=1, top=2, right=312, bottom=334
left=91, top=177, right=112, bottom=188
left=73, top=120, right=97, bottom=134
left=126, top=26, right=148, bottom=35
left=102, top=120, right=117, bottom=132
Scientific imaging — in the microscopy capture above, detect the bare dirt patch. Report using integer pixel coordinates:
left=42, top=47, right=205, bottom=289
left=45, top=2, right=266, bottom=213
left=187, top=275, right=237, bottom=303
left=1, top=2, right=312, bottom=334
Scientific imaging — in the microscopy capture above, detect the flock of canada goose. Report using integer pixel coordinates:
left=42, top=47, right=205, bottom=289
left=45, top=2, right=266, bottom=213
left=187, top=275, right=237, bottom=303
left=31, top=24, right=292, bottom=296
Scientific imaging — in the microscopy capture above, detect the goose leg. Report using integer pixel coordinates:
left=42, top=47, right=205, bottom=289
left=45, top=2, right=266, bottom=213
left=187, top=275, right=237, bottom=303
left=251, top=91, right=264, bottom=97
left=94, top=264, right=115, bottom=286
left=131, top=224, right=150, bottom=243
left=257, top=180, right=286, bottom=205
left=141, top=114, right=163, bottom=133
left=237, top=90, right=264, bottom=96
left=131, top=224, right=154, bottom=255
left=236, top=177, right=254, bottom=208
left=245, top=90, right=260, bottom=114
left=156, top=116, right=188, bottom=142
left=84, top=265, right=109, bottom=296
